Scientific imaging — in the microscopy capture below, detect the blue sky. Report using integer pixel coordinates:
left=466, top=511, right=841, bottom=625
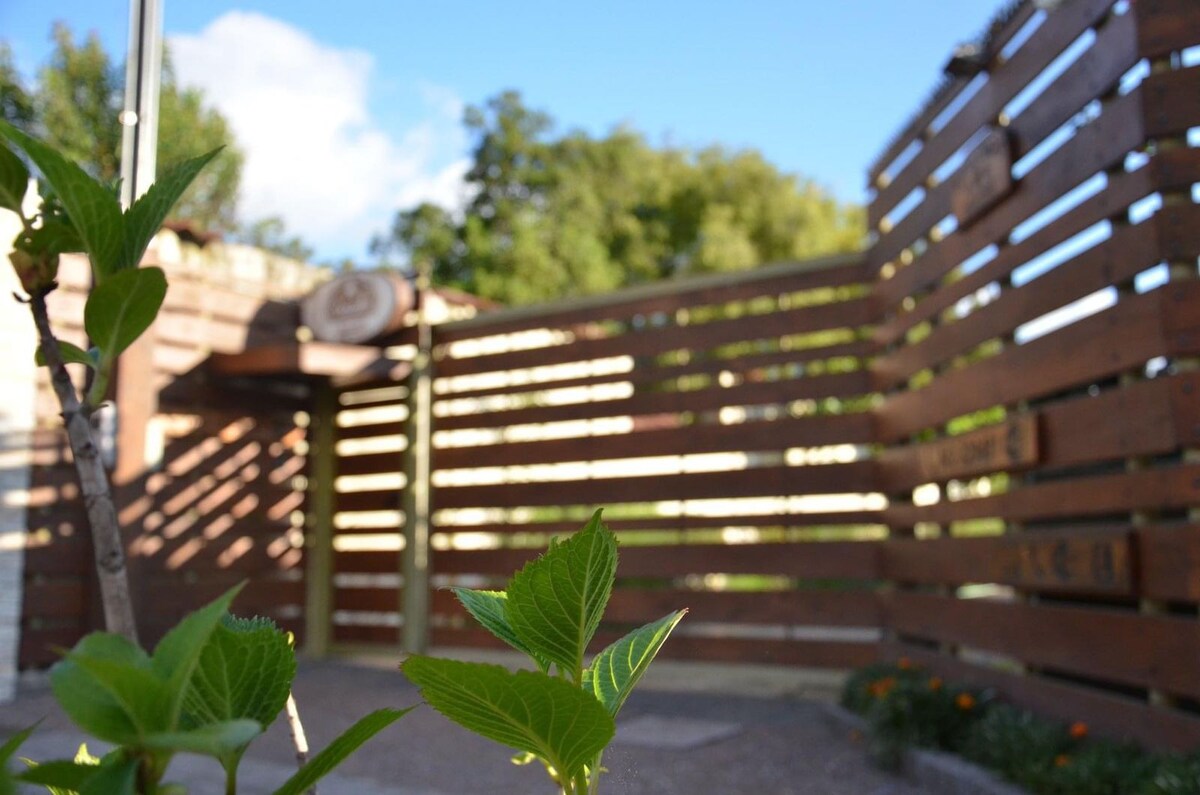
left=2, top=0, right=1001, bottom=262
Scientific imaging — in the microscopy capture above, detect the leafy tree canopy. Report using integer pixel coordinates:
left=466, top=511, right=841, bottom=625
left=1, top=23, right=308, bottom=256
left=373, top=90, right=864, bottom=305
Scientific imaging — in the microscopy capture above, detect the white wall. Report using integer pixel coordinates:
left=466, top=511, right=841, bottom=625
left=0, top=200, right=37, bottom=701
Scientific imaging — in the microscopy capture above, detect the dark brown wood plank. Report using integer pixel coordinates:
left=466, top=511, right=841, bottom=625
left=879, top=415, right=1038, bottom=492
left=885, top=462, right=1200, bottom=526
left=874, top=146, right=1200, bottom=348
left=873, top=207, right=1200, bottom=389
left=870, top=0, right=1119, bottom=226
left=434, top=411, right=875, bottom=471
left=430, top=511, right=885, bottom=537
left=434, top=376, right=872, bottom=433
left=885, top=591, right=1200, bottom=700
left=436, top=296, right=875, bottom=380
left=876, top=286, right=1191, bottom=443
left=889, top=643, right=1200, bottom=752
left=1136, top=0, right=1200, bottom=58
left=875, top=82, right=1147, bottom=305
left=1139, top=525, right=1200, bottom=603
left=427, top=461, right=877, bottom=511
left=882, top=527, right=1134, bottom=595
left=433, top=256, right=868, bottom=344
left=429, top=540, right=880, bottom=580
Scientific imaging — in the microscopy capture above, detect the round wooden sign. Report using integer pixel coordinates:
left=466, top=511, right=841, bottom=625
left=300, top=271, right=415, bottom=344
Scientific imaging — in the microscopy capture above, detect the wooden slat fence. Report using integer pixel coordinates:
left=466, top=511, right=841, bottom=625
left=866, top=0, right=1200, bottom=750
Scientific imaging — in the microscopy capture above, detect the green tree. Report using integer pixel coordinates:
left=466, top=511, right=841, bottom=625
left=374, top=90, right=864, bottom=305
left=236, top=215, right=315, bottom=262
left=0, top=24, right=288, bottom=247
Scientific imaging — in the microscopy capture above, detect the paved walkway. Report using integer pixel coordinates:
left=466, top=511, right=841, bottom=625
left=2, top=653, right=923, bottom=795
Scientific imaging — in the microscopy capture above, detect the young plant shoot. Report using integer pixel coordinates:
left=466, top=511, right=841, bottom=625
left=402, top=510, right=686, bottom=795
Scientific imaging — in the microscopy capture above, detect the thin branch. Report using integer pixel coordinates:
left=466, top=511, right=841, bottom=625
left=285, top=690, right=315, bottom=795
left=28, top=288, right=139, bottom=643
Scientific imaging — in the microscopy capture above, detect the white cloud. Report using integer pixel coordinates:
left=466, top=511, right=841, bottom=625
left=169, top=11, right=469, bottom=260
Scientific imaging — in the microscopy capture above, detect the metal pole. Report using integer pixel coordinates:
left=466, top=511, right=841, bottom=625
left=119, top=0, right=163, bottom=208
left=401, top=261, right=433, bottom=653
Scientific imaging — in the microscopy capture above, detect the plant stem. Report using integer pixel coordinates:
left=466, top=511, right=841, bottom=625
left=284, top=691, right=315, bottom=794
left=28, top=289, right=139, bottom=643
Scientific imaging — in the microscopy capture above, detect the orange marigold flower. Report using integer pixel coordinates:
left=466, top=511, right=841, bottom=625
left=1055, top=754, right=1071, bottom=768
left=1069, top=721, right=1088, bottom=739
left=955, top=693, right=976, bottom=710
left=897, top=657, right=913, bottom=670
left=869, top=676, right=898, bottom=698
left=928, top=676, right=943, bottom=691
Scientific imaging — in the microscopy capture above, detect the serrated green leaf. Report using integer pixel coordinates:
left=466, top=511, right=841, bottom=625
left=117, top=148, right=221, bottom=273
left=152, top=583, right=245, bottom=723
left=505, top=510, right=617, bottom=679
left=35, top=340, right=98, bottom=369
left=16, top=215, right=83, bottom=259
left=142, top=719, right=262, bottom=757
left=182, top=614, right=294, bottom=763
left=270, top=708, right=412, bottom=795
left=0, top=142, right=28, bottom=213
left=51, top=634, right=158, bottom=745
left=65, top=655, right=173, bottom=739
left=84, top=265, right=167, bottom=361
left=402, top=656, right=613, bottom=782
left=584, top=609, right=686, bottom=717
left=0, top=122, right=122, bottom=278
left=78, top=755, right=137, bottom=795
left=453, top=589, right=548, bottom=669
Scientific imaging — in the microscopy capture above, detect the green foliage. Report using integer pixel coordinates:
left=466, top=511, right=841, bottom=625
left=1, top=122, right=219, bottom=411
left=584, top=609, right=686, bottom=717
left=403, top=658, right=613, bottom=784
left=373, top=90, right=864, bottom=305
left=11, top=588, right=408, bottom=794
left=402, top=510, right=684, bottom=795
left=1, top=25, right=244, bottom=235
left=842, top=661, right=1200, bottom=795
left=269, top=708, right=413, bottom=795
left=505, top=511, right=617, bottom=682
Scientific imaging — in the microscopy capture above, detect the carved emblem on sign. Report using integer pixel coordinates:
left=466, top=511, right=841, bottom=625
left=915, top=414, right=1038, bottom=482
left=995, top=533, right=1132, bottom=595
left=300, top=271, right=414, bottom=344
left=950, top=127, right=1014, bottom=228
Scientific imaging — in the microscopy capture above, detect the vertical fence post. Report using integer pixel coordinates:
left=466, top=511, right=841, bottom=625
left=402, top=265, right=434, bottom=654
left=304, top=380, right=336, bottom=657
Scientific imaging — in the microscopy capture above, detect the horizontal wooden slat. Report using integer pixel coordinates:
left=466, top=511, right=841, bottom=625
left=889, top=643, right=1200, bottom=752
left=433, top=255, right=868, bottom=344
left=427, top=461, right=877, bottom=511
left=865, top=1, right=1040, bottom=185
left=1138, top=524, right=1200, bottom=602
left=429, top=540, right=880, bottom=580
left=23, top=581, right=86, bottom=619
left=435, top=377, right=871, bottom=433
left=879, top=372, right=1199, bottom=491
left=875, top=80, right=1147, bottom=304
left=882, top=527, right=1134, bottom=595
left=436, top=340, right=872, bottom=403
left=430, top=511, right=885, bottom=537
left=875, top=145, right=1200, bottom=348
left=877, top=284, right=1199, bottom=443
left=433, top=412, right=875, bottom=471
left=603, top=588, right=880, bottom=627
left=885, top=462, right=1200, bottom=525
left=873, top=207, right=1200, bottom=389
left=886, top=591, right=1200, bottom=699
left=1136, top=0, right=1200, bottom=58
left=435, top=297, right=874, bottom=379
left=871, top=0, right=1118, bottom=225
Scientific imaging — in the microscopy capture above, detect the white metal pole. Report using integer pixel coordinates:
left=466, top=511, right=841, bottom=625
left=119, top=0, right=164, bottom=209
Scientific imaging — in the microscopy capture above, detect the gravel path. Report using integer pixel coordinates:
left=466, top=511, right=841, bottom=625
left=2, top=657, right=923, bottom=795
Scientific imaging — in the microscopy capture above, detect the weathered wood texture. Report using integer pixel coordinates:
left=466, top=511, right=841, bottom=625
left=865, top=0, right=1200, bottom=753
left=19, top=0, right=1200, bottom=753
left=20, top=251, right=311, bottom=667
